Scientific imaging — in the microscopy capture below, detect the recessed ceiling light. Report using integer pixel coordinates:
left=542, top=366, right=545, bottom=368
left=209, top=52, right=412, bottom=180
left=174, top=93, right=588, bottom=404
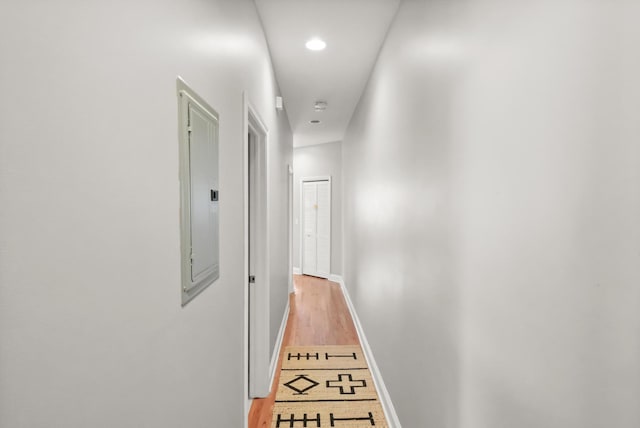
left=310, top=120, right=321, bottom=124
left=305, top=38, right=326, bottom=51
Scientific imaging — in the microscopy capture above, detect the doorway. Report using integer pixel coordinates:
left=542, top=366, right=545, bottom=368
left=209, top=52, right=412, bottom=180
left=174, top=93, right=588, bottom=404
left=288, top=165, right=294, bottom=293
left=244, top=95, right=270, bottom=399
left=301, top=177, right=331, bottom=279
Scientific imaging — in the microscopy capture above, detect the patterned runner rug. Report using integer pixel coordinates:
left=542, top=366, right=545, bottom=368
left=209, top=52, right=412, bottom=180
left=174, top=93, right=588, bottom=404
left=271, top=345, right=388, bottom=428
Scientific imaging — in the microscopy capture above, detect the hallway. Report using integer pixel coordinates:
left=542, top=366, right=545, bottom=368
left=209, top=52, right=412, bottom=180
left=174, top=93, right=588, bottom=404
left=1, top=1, right=639, bottom=428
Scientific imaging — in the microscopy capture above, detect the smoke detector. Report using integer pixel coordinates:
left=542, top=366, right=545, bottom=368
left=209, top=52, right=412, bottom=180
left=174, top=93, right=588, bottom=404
left=314, top=101, right=328, bottom=112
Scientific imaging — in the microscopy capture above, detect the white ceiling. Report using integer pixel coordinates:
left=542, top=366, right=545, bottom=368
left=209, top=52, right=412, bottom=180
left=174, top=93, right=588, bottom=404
left=255, top=0, right=400, bottom=147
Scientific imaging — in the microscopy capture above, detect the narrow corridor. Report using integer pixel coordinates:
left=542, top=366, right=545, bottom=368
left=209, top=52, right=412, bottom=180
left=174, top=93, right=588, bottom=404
left=248, top=275, right=362, bottom=427
left=2, top=1, right=639, bottom=427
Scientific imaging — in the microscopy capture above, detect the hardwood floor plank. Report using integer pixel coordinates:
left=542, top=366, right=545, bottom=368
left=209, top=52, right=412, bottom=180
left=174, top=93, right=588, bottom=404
left=247, top=275, right=360, bottom=427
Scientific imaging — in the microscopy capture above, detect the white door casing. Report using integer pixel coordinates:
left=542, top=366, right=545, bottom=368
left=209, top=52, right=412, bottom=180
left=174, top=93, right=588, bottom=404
left=288, top=165, right=294, bottom=293
left=244, top=94, right=270, bottom=399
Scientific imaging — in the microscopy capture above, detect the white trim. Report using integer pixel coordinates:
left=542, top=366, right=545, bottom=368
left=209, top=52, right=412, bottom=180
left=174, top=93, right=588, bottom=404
left=328, top=274, right=342, bottom=283
left=334, top=276, right=402, bottom=428
left=292, top=267, right=301, bottom=275
left=244, top=397, right=251, bottom=428
left=300, top=175, right=332, bottom=183
left=288, top=165, right=294, bottom=294
left=243, top=92, right=271, bottom=402
left=269, top=300, right=290, bottom=388
left=243, top=91, right=250, bottom=428
left=300, top=176, right=331, bottom=279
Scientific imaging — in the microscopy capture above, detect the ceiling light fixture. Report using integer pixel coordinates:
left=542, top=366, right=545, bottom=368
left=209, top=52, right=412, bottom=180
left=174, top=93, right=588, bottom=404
left=305, top=38, right=326, bottom=51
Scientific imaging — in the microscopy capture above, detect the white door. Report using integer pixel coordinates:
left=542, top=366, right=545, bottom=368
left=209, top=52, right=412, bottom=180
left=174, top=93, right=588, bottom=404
left=246, top=106, right=270, bottom=399
left=302, top=180, right=331, bottom=278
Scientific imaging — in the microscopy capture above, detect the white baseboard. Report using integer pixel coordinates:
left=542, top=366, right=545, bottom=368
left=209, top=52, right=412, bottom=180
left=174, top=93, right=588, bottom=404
left=292, top=267, right=301, bottom=275
left=269, top=299, right=290, bottom=389
left=336, top=277, right=402, bottom=428
left=328, top=274, right=342, bottom=283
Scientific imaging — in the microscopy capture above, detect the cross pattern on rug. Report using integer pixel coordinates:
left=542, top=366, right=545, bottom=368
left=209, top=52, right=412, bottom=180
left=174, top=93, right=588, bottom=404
left=326, top=373, right=367, bottom=395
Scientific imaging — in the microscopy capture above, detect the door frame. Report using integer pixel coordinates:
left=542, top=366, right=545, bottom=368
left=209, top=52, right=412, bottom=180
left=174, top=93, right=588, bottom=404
left=243, top=92, right=270, bottom=405
left=299, top=176, right=331, bottom=279
left=288, top=165, right=294, bottom=293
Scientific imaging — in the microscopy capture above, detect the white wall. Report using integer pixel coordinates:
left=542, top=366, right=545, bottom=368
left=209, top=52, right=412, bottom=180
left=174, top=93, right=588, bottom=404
left=293, top=141, right=343, bottom=276
left=0, top=1, right=292, bottom=427
left=343, top=0, right=640, bottom=427
left=269, top=111, right=293, bottom=353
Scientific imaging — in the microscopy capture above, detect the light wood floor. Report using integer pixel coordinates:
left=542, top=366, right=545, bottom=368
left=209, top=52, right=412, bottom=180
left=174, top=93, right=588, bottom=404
left=247, top=274, right=360, bottom=427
